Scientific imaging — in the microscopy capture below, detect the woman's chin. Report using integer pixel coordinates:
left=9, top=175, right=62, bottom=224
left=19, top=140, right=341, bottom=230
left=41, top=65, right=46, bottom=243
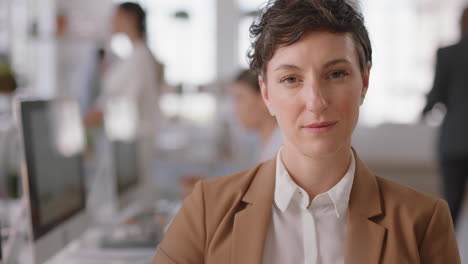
left=296, top=141, right=347, bottom=159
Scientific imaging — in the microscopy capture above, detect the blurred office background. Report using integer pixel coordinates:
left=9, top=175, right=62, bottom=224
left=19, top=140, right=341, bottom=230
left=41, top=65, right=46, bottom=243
left=1, top=0, right=468, bottom=262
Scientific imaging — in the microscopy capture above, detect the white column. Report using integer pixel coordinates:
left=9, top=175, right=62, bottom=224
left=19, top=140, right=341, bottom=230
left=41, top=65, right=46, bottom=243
left=33, top=0, right=57, bottom=96
left=215, top=0, right=240, bottom=82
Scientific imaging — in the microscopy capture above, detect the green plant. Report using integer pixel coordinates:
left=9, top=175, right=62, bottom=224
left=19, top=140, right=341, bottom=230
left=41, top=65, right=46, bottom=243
left=0, top=62, right=17, bottom=94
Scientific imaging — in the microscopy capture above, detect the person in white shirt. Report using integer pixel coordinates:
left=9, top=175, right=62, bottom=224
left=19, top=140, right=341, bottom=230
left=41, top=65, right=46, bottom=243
left=153, top=0, right=460, bottom=263
left=230, top=69, right=282, bottom=163
left=85, top=2, right=162, bottom=193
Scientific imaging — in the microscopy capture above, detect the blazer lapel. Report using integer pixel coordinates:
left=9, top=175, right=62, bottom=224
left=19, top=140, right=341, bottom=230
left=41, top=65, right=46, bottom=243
left=345, top=150, right=386, bottom=264
left=231, top=159, right=276, bottom=264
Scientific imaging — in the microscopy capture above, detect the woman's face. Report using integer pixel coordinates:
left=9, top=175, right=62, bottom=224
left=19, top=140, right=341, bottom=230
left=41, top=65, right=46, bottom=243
left=112, top=9, right=131, bottom=34
left=259, top=31, right=370, bottom=159
left=230, top=81, right=269, bottom=130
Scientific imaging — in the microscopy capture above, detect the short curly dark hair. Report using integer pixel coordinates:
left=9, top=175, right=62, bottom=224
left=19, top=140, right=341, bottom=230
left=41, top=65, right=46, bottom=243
left=248, top=0, right=372, bottom=76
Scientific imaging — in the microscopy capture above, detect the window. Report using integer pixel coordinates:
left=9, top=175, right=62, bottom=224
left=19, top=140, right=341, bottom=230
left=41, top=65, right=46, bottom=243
left=360, top=0, right=463, bottom=125
left=237, top=0, right=264, bottom=68
left=0, top=0, right=9, bottom=55
left=131, top=0, right=216, bottom=87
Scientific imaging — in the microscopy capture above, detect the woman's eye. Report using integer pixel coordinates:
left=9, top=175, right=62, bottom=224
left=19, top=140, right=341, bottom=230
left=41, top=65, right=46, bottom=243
left=328, top=71, right=348, bottom=79
left=281, top=76, right=298, bottom=84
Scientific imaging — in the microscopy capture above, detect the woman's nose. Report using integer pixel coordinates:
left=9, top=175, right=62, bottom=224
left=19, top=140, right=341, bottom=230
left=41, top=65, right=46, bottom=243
left=303, top=81, right=328, bottom=113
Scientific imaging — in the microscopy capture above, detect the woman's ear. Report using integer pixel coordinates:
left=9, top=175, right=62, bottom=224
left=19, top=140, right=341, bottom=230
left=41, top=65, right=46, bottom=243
left=259, top=75, right=276, bottom=116
left=259, top=75, right=271, bottom=109
left=361, top=62, right=371, bottom=99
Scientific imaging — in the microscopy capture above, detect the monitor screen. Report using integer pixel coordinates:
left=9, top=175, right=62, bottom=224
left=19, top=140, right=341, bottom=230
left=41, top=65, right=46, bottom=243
left=20, top=100, right=86, bottom=241
left=112, top=140, right=139, bottom=196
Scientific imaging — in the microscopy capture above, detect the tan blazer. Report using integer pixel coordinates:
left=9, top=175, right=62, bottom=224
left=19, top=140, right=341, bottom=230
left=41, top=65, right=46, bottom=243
left=153, top=151, right=460, bottom=264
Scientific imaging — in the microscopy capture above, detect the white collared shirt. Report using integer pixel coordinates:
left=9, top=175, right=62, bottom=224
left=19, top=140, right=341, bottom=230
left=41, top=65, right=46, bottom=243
left=262, top=149, right=356, bottom=264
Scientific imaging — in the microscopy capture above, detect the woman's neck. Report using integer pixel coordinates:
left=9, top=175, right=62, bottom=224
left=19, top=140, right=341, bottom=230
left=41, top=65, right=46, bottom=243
left=280, top=142, right=352, bottom=201
left=257, top=116, right=277, bottom=146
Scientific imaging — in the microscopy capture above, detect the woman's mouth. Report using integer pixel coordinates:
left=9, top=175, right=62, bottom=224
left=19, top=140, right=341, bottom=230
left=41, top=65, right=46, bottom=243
left=302, top=121, right=338, bottom=133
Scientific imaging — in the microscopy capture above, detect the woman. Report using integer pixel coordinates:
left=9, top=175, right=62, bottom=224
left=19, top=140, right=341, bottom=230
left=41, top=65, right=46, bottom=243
left=231, top=69, right=282, bottom=163
left=153, top=0, right=460, bottom=263
left=86, top=2, right=162, bottom=133
left=85, top=2, right=162, bottom=190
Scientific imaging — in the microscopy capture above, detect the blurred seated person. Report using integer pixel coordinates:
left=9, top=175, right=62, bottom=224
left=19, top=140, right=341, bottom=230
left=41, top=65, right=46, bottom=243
left=165, top=77, right=283, bottom=226
left=179, top=70, right=283, bottom=196
left=230, top=69, right=282, bottom=163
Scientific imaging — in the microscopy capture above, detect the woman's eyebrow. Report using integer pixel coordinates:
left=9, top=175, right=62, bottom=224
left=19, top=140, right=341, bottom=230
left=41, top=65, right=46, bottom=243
left=274, top=59, right=351, bottom=72
left=274, top=64, right=302, bottom=72
left=323, top=58, right=351, bottom=68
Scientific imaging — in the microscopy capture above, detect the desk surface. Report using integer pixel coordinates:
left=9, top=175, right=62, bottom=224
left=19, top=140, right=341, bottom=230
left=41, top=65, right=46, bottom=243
left=47, top=227, right=156, bottom=264
left=4, top=198, right=170, bottom=264
left=47, top=202, right=166, bottom=264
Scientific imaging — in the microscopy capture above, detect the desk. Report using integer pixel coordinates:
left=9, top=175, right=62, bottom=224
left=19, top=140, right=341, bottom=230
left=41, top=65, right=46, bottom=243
left=47, top=226, right=156, bottom=264
left=2, top=198, right=172, bottom=264
left=46, top=200, right=171, bottom=264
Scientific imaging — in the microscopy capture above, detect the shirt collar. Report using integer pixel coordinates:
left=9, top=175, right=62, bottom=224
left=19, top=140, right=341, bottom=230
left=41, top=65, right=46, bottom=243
left=327, top=151, right=355, bottom=218
left=274, top=148, right=356, bottom=218
left=274, top=149, right=303, bottom=212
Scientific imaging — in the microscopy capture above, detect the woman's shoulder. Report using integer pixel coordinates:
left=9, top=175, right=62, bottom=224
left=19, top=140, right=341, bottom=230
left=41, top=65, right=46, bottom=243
left=374, top=175, right=448, bottom=224
left=200, top=163, right=265, bottom=202
left=177, top=162, right=271, bottom=240
left=373, top=175, right=458, bottom=261
left=376, top=176, right=439, bottom=203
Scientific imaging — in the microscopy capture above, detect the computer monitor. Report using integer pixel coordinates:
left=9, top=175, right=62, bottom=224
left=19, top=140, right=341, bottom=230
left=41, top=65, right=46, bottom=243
left=17, top=98, right=88, bottom=263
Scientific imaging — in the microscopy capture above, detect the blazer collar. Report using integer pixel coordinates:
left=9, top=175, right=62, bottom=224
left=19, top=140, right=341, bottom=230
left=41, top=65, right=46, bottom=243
left=345, top=149, right=386, bottom=263
left=231, top=158, right=276, bottom=264
left=348, top=148, right=383, bottom=218
left=231, top=148, right=386, bottom=264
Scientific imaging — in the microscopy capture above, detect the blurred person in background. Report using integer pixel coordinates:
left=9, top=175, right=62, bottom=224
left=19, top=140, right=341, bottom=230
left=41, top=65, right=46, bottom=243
left=85, top=2, right=161, bottom=130
left=85, top=2, right=163, bottom=188
left=165, top=69, right=283, bottom=226
left=172, top=73, right=283, bottom=223
left=230, top=69, right=282, bottom=163
left=422, top=7, right=468, bottom=227
left=153, top=0, right=460, bottom=263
